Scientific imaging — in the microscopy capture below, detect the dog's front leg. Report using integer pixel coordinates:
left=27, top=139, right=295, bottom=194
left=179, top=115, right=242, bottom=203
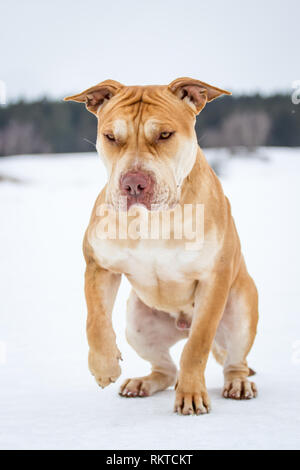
left=85, top=261, right=122, bottom=388
left=175, top=272, right=231, bottom=415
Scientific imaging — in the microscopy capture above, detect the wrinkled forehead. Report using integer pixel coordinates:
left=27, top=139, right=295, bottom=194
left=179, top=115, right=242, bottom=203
left=98, top=85, right=194, bottom=136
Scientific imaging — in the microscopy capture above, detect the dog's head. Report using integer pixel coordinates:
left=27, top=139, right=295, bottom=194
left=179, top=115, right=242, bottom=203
left=65, top=78, right=230, bottom=210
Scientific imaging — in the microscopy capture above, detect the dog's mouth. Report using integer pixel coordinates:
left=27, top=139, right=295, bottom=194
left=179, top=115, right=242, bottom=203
left=125, top=197, right=151, bottom=210
left=119, top=170, right=154, bottom=210
left=107, top=170, right=177, bottom=211
left=118, top=170, right=174, bottom=211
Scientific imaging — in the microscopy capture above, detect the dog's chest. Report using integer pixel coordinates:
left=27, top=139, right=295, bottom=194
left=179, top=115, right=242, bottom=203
left=90, top=232, right=220, bottom=313
left=90, top=233, right=219, bottom=286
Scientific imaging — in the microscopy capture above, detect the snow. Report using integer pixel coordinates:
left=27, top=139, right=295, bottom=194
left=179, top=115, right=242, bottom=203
left=0, top=147, right=300, bottom=450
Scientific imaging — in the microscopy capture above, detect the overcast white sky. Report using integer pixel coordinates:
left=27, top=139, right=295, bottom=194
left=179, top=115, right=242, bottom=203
left=1, top=0, right=299, bottom=101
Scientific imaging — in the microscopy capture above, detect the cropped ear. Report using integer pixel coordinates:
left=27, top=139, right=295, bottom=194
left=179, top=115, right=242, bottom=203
left=64, top=79, right=124, bottom=115
left=168, top=77, right=231, bottom=114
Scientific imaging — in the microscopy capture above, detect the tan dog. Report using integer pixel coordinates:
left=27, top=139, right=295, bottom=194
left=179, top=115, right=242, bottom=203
left=65, top=78, right=258, bottom=415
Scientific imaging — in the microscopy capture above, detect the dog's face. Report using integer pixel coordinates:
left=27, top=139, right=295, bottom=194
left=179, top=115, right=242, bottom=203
left=65, top=78, right=230, bottom=210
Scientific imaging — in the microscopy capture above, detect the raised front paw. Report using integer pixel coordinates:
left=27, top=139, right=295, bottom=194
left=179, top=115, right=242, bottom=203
left=174, top=382, right=211, bottom=415
left=88, top=349, right=122, bottom=388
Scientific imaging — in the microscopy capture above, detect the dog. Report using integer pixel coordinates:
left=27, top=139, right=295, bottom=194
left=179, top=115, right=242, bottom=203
left=64, top=78, right=258, bottom=415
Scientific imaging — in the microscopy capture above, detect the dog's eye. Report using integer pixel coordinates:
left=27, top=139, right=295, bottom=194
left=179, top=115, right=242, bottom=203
left=159, top=131, right=173, bottom=140
left=104, top=133, right=115, bottom=142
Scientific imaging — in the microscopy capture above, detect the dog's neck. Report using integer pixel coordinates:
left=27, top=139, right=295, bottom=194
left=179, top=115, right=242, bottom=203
left=180, top=147, right=208, bottom=204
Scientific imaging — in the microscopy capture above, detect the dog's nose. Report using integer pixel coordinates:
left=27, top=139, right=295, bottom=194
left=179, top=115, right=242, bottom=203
left=120, top=172, right=151, bottom=197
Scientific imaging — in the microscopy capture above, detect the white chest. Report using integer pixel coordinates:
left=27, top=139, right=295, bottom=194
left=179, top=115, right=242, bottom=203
left=89, top=231, right=220, bottom=287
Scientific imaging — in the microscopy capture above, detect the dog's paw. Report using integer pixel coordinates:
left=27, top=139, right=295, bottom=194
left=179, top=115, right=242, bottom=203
left=88, top=349, right=122, bottom=388
left=174, top=386, right=211, bottom=416
left=119, top=371, right=176, bottom=398
left=119, top=372, right=175, bottom=397
left=119, top=377, right=153, bottom=397
left=223, top=378, right=257, bottom=399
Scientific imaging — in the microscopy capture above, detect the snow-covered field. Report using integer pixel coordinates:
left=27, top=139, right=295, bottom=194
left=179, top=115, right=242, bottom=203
left=0, top=147, right=300, bottom=450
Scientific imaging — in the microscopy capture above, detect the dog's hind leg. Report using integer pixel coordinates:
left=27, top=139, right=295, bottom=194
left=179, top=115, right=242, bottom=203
left=119, top=290, right=185, bottom=397
left=214, top=258, right=258, bottom=400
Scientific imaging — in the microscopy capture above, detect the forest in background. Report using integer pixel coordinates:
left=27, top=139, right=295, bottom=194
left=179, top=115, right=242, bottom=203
left=0, top=93, right=299, bottom=156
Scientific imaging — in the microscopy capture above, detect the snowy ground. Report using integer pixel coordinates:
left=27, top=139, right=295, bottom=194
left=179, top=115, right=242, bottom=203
left=0, top=147, right=300, bottom=450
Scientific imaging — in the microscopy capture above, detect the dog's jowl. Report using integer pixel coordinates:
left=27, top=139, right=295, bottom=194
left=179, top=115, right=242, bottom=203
left=65, top=78, right=258, bottom=415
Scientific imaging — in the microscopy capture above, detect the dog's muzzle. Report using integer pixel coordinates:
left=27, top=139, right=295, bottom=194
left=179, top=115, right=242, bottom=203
left=120, top=171, right=155, bottom=210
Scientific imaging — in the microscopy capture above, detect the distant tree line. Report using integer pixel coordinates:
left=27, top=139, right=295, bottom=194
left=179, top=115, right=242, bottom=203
left=0, top=93, right=299, bottom=156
